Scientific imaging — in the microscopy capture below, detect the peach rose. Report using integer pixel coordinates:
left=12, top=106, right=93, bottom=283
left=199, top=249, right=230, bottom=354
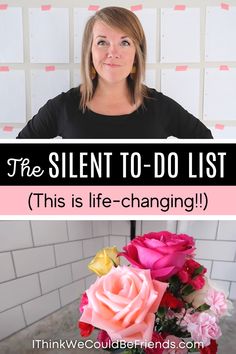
left=80, top=266, right=168, bottom=343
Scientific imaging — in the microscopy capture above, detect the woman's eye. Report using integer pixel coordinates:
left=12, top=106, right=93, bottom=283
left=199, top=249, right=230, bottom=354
left=97, top=40, right=107, bottom=46
left=121, top=40, right=130, bottom=46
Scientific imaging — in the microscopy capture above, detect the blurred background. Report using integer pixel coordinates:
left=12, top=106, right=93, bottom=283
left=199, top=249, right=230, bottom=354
left=1, top=0, right=236, bottom=138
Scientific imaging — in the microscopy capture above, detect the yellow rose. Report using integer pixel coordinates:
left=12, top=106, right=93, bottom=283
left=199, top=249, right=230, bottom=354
left=88, top=247, right=120, bottom=276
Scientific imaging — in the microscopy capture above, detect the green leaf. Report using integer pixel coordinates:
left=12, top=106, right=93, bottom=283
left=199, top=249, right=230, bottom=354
left=196, top=303, right=211, bottom=312
left=192, top=265, right=204, bottom=277
left=156, top=307, right=167, bottom=318
left=182, top=284, right=195, bottom=296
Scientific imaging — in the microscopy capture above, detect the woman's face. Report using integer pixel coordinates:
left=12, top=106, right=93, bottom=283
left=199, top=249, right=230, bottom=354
left=91, top=21, right=136, bottom=85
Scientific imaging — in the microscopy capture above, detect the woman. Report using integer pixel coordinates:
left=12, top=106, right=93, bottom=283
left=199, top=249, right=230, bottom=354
left=17, top=7, right=212, bottom=139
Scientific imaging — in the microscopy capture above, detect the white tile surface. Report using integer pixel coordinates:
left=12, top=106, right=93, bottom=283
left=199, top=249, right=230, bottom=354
left=85, top=274, right=97, bottom=289
left=209, top=279, right=230, bottom=296
left=109, top=236, right=127, bottom=252
left=111, top=221, right=130, bottom=236
left=195, top=259, right=212, bottom=276
left=59, top=279, right=85, bottom=306
left=72, top=258, right=93, bottom=281
left=13, top=246, right=55, bottom=276
left=196, top=240, right=236, bottom=261
left=229, top=282, right=236, bottom=299
left=31, top=221, right=68, bottom=245
left=0, top=253, right=15, bottom=282
left=55, top=241, right=83, bottom=265
left=67, top=221, right=92, bottom=240
left=217, top=221, right=236, bottom=240
left=0, top=275, right=40, bottom=312
left=0, top=221, right=32, bottom=251
left=39, top=265, right=72, bottom=294
left=83, top=237, right=104, bottom=258
left=92, top=221, right=110, bottom=236
left=103, top=236, right=110, bottom=247
left=212, top=261, right=236, bottom=281
left=142, top=221, right=177, bottom=234
left=23, top=291, right=60, bottom=325
left=177, top=221, right=218, bottom=239
left=0, top=306, right=25, bottom=341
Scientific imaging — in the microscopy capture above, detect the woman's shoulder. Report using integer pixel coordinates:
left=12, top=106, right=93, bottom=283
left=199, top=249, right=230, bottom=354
left=145, top=87, right=176, bottom=103
left=57, top=86, right=81, bottom=102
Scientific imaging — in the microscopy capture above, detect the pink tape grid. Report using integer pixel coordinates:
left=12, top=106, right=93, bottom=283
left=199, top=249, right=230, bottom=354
left=131, top=5, right=143, bottom=11
left=3, top=126, right=13, bottom=132
left=175, top=66, right=188, bottom=71
left=41, top=5, right=52, bottom=11
left=221, top=3, right=229, bottom=10
left=45, top=66, right=55, bottom=71
left=88, top=5, right=99, bottom=11
left=219, top=65, right=229, bottom=71
left=215, top=124, right=225, bottom=130
left=0, top=4, right=8, bottom=10
left=174, top=5, right=186, bottom=11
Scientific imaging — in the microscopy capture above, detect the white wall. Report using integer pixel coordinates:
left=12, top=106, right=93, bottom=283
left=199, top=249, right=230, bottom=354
left=0, top=220, right=110, bottom=340
left=1, top=0, right=236, bottom=138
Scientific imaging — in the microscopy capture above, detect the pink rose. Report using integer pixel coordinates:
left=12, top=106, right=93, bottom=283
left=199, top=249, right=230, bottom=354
left=80, top=266, right=168, bottom=343
left=185, top=312, right=222, bottom=346
left=163, top=335, right=188, bottom=354
left=120, top=231, right=195, bottom=281
left=205, top=289, right=227, bottom=318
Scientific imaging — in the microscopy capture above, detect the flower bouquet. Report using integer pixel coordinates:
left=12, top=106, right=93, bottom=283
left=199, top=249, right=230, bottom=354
left=78, top=231, right=230, bottom=354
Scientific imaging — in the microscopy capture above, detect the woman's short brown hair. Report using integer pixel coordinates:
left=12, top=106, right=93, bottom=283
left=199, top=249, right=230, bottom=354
left=80, top=6, right=148, bottom=111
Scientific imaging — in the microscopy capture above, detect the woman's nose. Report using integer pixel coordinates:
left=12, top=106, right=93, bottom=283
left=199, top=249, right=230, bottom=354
left=107, top=44, right=121, bottom=58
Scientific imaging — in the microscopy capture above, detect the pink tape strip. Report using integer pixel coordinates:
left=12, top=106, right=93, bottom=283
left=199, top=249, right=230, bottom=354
left=174, top=5, right=186, bottom=10
left=220, top=65, right=229, bottom=70
left=221, top=3, right=229, bottom=10
left=88, top=5, right=99, bottom=11
left=3, top=126, right=13, bottom=132
left=176, top=65, right=188, bottom=71
left=41, top=5, right=52, bottom=11
left=0, top=4, right=8, bottom=10
left=0, top=66, right=9, bottom=71
left=131, top=4, right=143, bottom=11
left=45, top=66, right=55, bottom=71
left=215, top=124, right=225, bottom=130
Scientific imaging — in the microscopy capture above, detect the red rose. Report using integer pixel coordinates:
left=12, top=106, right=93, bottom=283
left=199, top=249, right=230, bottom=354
left=160, top=292, right=184, bottom=309
left=199, top=340, right=218, bottom=354
left=79, top=292, right=88, bottom=313
left=97, top=330, right=112, bottom=347
left=178, top=259, right=206, bottom=290
left=78, top=321, right=94, bottom=337
left=120, top=231, right=195, bottom=281
left=189, top=275, right=205, bottom=290
left=145, top=332, right=164, bottom=354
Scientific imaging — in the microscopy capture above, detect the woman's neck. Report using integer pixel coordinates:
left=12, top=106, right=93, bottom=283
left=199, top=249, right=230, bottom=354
left=94, top=79, right=130, bottom=101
